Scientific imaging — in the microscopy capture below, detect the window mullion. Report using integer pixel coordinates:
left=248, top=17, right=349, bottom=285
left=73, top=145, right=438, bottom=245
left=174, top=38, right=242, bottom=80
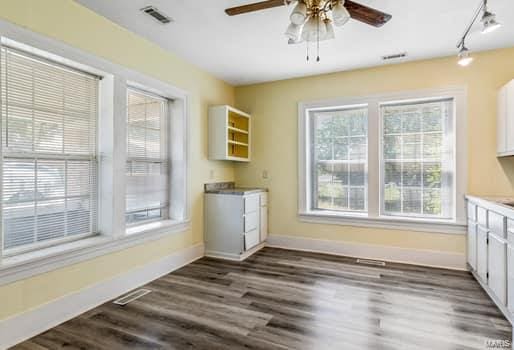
left=367, top=100, right=380, bottom=219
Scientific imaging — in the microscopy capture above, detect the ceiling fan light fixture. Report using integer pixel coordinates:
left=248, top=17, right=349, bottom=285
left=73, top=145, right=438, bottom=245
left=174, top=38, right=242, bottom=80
left=481, top=11, right=501, bottom=34
left=332, top=0, right=351, bottom=27
left=324, top=19, right=335, bottom=40
left=302, top=15, right=318, bottom=42
left=285, top=22, right=303, bottom=42
left=457, top=46, right=474, bottom=66
left=290, top=1, right=308, bottom=25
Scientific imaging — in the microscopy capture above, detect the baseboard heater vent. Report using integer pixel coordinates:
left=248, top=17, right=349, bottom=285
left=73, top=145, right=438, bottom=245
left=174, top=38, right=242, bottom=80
left=113, top=289, right=152, bottom=306
left=356, top=259, right=386, bottom=266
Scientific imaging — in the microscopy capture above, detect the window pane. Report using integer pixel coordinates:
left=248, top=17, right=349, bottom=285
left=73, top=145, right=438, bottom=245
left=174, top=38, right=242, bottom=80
left=381, top=99, right=453, bottom=219
left=1, top=47, right=98, bottom=253
left=126, top=89, right=169, bottom=224
left=312, top=107, right=368, bottom=212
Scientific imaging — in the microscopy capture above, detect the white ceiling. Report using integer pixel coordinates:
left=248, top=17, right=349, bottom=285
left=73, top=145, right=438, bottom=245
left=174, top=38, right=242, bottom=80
left=76, top=0, right=514, bottom=86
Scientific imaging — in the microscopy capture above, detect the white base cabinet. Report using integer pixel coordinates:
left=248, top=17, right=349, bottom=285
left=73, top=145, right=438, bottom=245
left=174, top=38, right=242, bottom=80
left=488, top=232, right=507, bottom=305
left=205, top=191, right=268, bottom=260
left=466, top=196, right=514, bottom=324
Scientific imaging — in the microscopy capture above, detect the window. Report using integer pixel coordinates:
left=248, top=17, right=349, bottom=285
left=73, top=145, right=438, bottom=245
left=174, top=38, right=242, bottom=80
left=381, top=99, right=454, bottom=219
left=311, top=106, right=368, bottom=212
left=126, top=88, right=169, bottom=225
left=299, top=88, right=466, bottom=232
left=1, top=47, right=99, bottom=253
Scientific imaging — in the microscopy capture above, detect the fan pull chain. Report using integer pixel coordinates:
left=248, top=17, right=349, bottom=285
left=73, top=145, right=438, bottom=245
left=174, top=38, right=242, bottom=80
left=316, top=14, right=320, bottom=62
left=306, top=42, right=309, bottom=61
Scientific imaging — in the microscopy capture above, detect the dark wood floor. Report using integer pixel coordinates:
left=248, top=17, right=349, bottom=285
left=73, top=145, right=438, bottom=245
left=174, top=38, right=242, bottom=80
left=13, top=247, right=512, bottom=350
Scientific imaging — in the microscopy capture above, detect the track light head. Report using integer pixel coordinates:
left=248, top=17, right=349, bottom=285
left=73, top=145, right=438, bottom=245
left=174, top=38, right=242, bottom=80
left=481, top=11, right=501, bottom=34
left=457, top=46, right=474, bottom=66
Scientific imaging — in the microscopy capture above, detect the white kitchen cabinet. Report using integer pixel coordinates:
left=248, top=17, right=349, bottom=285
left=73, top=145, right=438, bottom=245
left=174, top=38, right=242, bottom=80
left=476, top=225, right=488, bottom=281
left=467, top=221, right=477, bottom=270
left=508, top=245, right=514, bottom=313
left=260, top=193, right=268, bottom=242
left=497, top=79, right=514, bottom=157
left=209, top=105, right=251, bottom=162
left=466, top=195, right=514, bottom=324
left=488, top=232, right=507, bottom=305
left=204, top=188, right=267, bottom=260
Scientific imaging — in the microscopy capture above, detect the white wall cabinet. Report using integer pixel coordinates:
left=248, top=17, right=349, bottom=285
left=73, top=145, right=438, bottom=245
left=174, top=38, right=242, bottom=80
left=209, top=105, right=251, bottom=162
left=497, top=79, right=514, bottom=157
left=466, top=196, right=514, bottom=324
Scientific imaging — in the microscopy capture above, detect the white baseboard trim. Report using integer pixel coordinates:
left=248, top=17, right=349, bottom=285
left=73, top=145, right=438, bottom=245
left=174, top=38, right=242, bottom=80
left=267, top=235, right=466, bottom=271
left=0, top=243, right=204, bottom=349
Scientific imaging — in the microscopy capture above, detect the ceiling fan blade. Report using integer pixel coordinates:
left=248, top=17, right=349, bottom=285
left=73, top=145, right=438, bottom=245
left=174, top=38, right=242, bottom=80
left=345, top=0, right=392, bottom=27
left=225, top=0, right=288, bottom=16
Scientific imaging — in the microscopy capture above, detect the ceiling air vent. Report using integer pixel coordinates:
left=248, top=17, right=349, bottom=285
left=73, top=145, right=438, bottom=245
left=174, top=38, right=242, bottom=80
left=141, top=6, right=173, bottom=24
left=382, top=52, right=407, bottom=61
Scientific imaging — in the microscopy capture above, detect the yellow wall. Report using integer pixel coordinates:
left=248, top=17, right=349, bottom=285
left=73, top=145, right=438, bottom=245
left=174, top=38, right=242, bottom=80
left=235, top=47, right=514, bottom=255
left=0, top=0, right=235, bottom=320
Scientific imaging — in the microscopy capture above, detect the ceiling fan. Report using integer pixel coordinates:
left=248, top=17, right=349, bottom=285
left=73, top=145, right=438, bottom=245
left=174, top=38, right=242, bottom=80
left=226, top=0, right=391, bottom=27
left=225, top=0, right=392, bottom=61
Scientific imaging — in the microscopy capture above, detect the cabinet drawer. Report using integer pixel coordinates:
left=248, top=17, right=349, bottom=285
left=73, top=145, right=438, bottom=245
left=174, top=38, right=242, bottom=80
left=477, top=207, right=488, bottom=228
left=260, top=192, right=268, bottom=207
left=467, top=202, right=477, bottom=222
left=244, top=229, right=260, bottom=251
left=244, top=195, right=259, bottom=213
left=489, top=211, right=507, bottom=238
left=244, top=212, right=258, bottom=232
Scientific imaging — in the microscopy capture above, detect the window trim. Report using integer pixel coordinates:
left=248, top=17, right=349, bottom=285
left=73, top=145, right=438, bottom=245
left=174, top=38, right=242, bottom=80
left=0, top=20, right=191, bottom=283
left=298, top=87, right=468, bottom=234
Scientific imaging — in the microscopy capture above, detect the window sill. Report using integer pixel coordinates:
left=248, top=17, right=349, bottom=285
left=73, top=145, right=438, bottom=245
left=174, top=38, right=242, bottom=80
left=298, top=211, right=466, bottom=235
left=0, top=220, right=190, bottom=286
left=126, top=219, right=189, bottom=236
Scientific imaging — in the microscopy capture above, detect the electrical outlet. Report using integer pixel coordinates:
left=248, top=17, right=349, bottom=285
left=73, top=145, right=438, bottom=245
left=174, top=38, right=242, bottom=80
left=262, top=170, right=269, bottom=179
left=209, top=169, right=215, bottom=180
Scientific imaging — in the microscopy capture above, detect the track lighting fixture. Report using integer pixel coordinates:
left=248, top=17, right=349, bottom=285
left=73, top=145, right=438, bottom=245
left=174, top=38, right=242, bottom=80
left=455, top=0, right=501, bottom=66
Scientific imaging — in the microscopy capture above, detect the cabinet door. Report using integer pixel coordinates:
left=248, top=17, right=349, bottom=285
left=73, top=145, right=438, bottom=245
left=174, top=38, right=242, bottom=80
left=508, top=245, right=514, bottom=313
left=507, top=82, right=514, bottom=153
left=488, top=233, right=507, bottom=305
left=498, top=86, right=507, bottom=154
left=476, top=226, right=488, bottom=281
left=467, top=221, right=477, bottom=270
left=260, top=206, right=268, bottom=242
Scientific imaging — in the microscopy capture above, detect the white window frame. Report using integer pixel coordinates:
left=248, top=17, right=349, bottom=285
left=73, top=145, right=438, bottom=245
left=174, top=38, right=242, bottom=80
left=298, top=87, right=467, bottom=234
left=0, top=20, right=191, bottom=286
left=125, top=87, right=171, bottom=226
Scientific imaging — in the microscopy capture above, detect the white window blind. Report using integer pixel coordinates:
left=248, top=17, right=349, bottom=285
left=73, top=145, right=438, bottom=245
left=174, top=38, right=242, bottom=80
left=311, top=106, right=368, bottom=212
left=1, top=47, right=99, bottom=253
left=381, top=98, right=454, bottom=218
left=126, top=88, right=169, bottom=224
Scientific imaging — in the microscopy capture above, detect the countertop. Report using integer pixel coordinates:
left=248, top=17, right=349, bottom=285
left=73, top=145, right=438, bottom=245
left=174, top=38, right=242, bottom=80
left=466, top=195, right=514, bottom=217
left=204, top=182, right=267, bottom=196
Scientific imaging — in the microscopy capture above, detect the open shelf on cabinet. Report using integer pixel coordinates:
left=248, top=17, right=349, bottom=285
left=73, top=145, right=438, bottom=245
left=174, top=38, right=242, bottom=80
left=209, top=105, right=251, bottom=162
